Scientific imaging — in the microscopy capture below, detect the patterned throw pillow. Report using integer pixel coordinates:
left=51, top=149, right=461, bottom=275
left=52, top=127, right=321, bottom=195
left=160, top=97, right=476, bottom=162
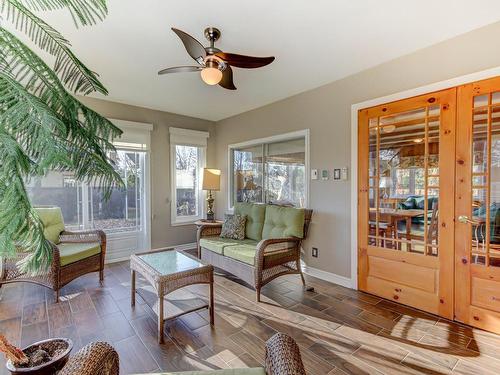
left=220, top=214, right=247, bottom=240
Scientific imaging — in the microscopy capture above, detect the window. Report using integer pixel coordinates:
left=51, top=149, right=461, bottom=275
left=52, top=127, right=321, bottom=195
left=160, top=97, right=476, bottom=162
left=170, top=127, right=209, bottom=224
left=27, top=119, right=152, bottom=260
left=391, top=168, right=426, bottom=196
left=28, top=150, right=146, bottom=234
left=229, top=131, right=309, bottom=208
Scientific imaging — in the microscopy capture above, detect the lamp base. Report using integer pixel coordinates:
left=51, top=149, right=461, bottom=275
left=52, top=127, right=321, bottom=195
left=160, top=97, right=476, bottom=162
left=206, top=190, right=215, bottom=222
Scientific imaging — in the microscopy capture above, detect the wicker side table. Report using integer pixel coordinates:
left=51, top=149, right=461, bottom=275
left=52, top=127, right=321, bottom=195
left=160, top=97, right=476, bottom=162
left=130, top=249, right=214, bottom=344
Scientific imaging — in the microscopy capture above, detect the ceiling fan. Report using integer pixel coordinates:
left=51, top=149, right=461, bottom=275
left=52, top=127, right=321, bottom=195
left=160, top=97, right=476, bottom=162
left=158, top=27, right=275, bottom=90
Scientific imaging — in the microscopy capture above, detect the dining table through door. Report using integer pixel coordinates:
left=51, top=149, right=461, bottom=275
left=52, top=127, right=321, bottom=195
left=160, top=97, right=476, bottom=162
left=369, top=208, right=425, bottom=251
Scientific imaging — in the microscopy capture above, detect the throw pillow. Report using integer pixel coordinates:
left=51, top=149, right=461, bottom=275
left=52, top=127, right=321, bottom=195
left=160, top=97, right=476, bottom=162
left=220, top=214, right=246, bottom=240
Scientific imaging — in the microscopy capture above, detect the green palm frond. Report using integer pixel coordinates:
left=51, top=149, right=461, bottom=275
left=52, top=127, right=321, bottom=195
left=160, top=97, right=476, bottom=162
left=0, top=121, right=53, bottom=273
left=2, top=0, right=107, bottom=27
left=0, top=0, right=122, bottom=273
left=1, top=0, right=107, bottom=94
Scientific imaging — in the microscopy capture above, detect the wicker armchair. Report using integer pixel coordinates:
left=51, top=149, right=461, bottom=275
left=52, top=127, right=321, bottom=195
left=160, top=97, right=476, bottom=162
left=58, top=333, right=306, bottom=375
left=0, top=207, right=106, bottom=302
left=198, top=204, right=313, bottom=302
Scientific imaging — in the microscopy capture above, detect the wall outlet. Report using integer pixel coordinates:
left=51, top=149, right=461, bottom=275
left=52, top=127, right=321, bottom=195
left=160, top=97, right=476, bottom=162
left=312, top=247, right=319, bottom=258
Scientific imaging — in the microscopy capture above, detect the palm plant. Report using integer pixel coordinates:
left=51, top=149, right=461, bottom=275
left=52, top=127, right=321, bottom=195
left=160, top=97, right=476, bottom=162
left=0, top=0, right=123, bottom=273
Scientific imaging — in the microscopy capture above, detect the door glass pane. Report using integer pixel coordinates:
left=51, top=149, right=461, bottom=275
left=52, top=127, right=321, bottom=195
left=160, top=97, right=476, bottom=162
left=26, top=172, right=83, bottom=230
left=367, top=105, right=441, bottom=255
left=471, top=95, right=500, bottom=267
left=265, top=138, right=305, bottom=207
left=90, top=150, right=145, bottom=233
left=232, top=145, right=263, bottom=205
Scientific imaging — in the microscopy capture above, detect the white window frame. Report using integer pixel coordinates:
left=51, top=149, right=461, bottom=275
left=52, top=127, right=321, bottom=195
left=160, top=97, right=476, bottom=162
left=227, top=129, right=310, bottom=210
left=169, top=127, right=209, bottom=226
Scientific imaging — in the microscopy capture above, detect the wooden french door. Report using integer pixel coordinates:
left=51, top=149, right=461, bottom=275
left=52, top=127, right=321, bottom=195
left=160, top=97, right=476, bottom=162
left=358, top=88, right=456, bottom=319
left=455, top=77, right=500, bottom=334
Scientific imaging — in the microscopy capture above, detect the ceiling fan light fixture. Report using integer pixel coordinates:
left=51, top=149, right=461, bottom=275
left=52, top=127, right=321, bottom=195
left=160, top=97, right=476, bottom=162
left=201, top=67, right=223, bottom=85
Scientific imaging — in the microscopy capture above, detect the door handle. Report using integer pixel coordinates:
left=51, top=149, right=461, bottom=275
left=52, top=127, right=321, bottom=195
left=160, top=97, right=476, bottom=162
left=458, top=215, right=478, bottom=225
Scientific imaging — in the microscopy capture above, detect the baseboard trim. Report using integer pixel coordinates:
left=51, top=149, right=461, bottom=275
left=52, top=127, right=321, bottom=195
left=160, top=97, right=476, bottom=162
left=303, top=265, right=355, bottom=289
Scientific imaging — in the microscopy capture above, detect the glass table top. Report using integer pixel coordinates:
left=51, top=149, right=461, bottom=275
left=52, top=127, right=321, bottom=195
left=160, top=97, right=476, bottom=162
left=138, top=250, right=205, bottom=275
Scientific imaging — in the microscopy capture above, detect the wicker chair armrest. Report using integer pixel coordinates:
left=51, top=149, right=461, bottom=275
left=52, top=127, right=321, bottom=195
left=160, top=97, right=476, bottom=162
left=59, top=229, right=106, bottom=244
left=59, top=342, right=119, bottom=375
left=265, top=333, right=306, bottom=375
left=197, top=224, right=223, bottom=241
left=256, top=237, right=301, bottom=257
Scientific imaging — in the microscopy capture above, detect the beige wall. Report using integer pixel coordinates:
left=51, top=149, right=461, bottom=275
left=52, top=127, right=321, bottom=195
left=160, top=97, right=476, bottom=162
left=79, top=97, right=216, bottom=249
left=214, top=21, right=500, bottom=279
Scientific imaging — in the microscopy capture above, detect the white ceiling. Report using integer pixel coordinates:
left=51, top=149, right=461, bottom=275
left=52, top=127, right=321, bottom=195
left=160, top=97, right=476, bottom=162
left=8, top=0, right=500, bottom=121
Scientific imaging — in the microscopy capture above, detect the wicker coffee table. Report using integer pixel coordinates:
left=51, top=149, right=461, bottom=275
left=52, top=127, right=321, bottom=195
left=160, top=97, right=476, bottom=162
left=130, top=248, right=214, bottom=343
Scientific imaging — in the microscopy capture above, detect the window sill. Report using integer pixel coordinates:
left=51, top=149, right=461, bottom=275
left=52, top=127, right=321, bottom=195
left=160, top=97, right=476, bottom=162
left=171, top=219, right=201, bottom=227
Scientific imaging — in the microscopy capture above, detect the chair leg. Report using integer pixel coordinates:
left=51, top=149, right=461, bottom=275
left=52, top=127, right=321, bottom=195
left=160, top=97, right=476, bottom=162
left=55, top=289, right=59, bottom=303
left=99, top=268, right=104, bottom=285
left=256, top=288, right=261, bottom=302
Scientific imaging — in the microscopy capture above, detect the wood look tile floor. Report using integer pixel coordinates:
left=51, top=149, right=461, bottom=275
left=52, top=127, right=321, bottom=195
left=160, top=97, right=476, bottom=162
left=1, top=259, right=500, bottom=375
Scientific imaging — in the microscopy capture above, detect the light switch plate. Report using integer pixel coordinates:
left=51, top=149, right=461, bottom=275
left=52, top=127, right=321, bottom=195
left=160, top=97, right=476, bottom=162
left=341, top=167, right=348, bottom=181
left=311, top=169, right=318, bottom=180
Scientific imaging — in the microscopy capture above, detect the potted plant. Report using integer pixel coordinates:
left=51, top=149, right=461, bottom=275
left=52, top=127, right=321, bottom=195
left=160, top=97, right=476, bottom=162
left=1, top=336, right=73, bottom=375
left=0, top=0, right=123, bottom=274
left=0, top=1, right=121, bottom=371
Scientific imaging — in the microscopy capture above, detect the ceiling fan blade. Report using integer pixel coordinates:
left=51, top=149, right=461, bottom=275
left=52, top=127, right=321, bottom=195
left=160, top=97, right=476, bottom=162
left=171, top=28, right=206, bottom=62
left=215, top=52, right=275, bottom=69
left=219, top=66, right=236, bottom=90
left=158, top=66, right=202, bottom=75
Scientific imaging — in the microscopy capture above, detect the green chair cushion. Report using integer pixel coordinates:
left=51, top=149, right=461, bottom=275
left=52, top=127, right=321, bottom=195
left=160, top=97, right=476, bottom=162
left=234, top=203, right=266, bottom=241
left=58, top=242, right=101, bottom=266
left=262, top=205, right=305, bottom=239
left=223, top=241, right=258, bottom=265
left=200, top=237, right=246, bottom=254
left=136, top=368, right=265, bottom=375
left=35, top=207, right=65, bottom=244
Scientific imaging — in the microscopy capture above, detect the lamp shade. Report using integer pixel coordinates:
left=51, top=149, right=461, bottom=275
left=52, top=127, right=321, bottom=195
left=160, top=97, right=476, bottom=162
left=202, top=168, right=221, bottom=191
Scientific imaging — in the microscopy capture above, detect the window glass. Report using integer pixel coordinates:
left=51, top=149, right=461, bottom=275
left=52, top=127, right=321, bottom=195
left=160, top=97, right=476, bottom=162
left=232, top=145, right=263, bottom=205
left=90, top=151, right=145, bottom=233
left=27, top=150, right=147, bottom=234
left=266, top=139, right=306, bottom=207
left=26, top=172, right=83, bottom=230
left=230, top=136, right=306, bottom=208
left=175, top=145, right=201, bottom=220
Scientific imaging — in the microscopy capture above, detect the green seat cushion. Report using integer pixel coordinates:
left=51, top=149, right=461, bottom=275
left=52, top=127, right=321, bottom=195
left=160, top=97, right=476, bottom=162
left=200, top=237, right=245, bottom=254
left=223, top=241, right=258, bottom=265
left=234, top=203, right=266, bottom=241
left=262, top=205, right=305, bottom=239
left=35, top=207, right=65, bottom=244
left=136, top=368, right=265, bottom=375
left=58, top=242, right=101, bottom=266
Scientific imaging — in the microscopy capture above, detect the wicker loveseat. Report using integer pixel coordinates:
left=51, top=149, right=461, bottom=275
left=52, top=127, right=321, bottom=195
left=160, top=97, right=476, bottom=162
left=0, top=207, right=106, bottom=302
left=58, top=333, right=306, bottom=375
left=197, top=203, right=312, bottom=301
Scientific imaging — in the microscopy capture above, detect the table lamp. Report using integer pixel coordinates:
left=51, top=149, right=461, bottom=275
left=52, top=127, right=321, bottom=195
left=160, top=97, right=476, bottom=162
left=202, top=168, right=221, bottom=222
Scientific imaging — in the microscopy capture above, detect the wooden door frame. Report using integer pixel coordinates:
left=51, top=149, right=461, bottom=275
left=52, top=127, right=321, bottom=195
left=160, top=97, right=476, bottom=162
left=351, top=66, right=500, bottom=290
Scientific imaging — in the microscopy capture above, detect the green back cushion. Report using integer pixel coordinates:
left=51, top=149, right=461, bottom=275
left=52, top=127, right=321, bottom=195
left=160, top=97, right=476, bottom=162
left=234, top=203, right=266, bottom=241
left=262, top=205, right=305, bottom=239
left=35, top=207, right=65, bottom=244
